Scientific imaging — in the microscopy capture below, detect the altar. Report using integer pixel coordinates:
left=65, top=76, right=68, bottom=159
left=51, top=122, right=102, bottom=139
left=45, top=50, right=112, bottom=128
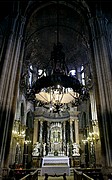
left=41, top=156, right=70, bottom=176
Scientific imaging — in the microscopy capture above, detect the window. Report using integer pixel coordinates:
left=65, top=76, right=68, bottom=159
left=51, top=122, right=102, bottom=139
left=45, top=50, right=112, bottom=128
left=29, top=65, right=33, bottom=86
left=69, top=69, right=76, bottom=77
left=38, top=69, right=46, bottom=79
left=81, top=65, right=85, bottom=85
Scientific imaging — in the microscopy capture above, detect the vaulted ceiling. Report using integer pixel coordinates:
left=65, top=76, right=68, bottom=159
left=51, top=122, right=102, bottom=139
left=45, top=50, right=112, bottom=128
left=0, top=0, right=112, bottom=78
left=24, top=1, right=90, bottom=72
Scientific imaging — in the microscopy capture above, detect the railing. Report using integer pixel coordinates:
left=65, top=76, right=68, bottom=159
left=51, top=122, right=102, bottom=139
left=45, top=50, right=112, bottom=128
left=3, top=167, right=104, bottom=180
left=74, top=169, right=94, bottom=180
left=20, top=174, right=31, bottom=180
left=4, top=168, right=39, bottom=180
left=30, top=169, right=38, bottom=180
left=83, top=173, right=94, bottom=180
left=20, top=169, right=38, bottom=180
left=73, top=168, right=103, bottom=180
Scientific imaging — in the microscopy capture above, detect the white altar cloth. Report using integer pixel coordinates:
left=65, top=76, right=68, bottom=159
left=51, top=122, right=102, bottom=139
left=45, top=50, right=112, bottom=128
left=41, top=156, right=70, bottom=176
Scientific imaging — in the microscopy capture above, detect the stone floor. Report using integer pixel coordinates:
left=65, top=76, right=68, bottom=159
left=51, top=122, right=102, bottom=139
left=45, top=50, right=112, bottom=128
left=38, top=176, right=74, bottom=180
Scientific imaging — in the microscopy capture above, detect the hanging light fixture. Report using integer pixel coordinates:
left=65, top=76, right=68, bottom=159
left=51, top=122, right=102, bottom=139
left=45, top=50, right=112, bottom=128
left=32, top=41, right=82, bottom=107
left=31, top=0, right=83, bottom=111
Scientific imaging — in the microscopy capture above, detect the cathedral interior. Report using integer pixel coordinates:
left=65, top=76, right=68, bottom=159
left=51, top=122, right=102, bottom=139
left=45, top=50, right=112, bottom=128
left=0, top=0, right=112, bottom=179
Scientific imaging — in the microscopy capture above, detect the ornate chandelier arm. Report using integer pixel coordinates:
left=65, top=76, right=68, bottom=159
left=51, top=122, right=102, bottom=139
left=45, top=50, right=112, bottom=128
left=36, top=92, right=49, bottom=103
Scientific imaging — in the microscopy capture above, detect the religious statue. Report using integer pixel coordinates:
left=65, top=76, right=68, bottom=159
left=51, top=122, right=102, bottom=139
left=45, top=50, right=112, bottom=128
left=72, top=143, right=80, bottom=156
left=32, top=142, right=41, bottom=156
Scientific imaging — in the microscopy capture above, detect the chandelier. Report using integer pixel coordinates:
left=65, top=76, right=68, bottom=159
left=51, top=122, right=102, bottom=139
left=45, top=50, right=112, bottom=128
left=29, top=1, right=83, bottom=112
left=32, top=42, right=82, bottom=110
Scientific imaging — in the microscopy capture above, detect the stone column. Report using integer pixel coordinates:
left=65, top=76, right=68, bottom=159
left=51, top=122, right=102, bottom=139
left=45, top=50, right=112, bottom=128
left=62, top=121, right=66, bottom=153
left=69, top=107, right=80, bottom=144
left=9, top=137, right=17, bottom=165
left=0, top=12, right=26, bottom=174
left=74, top=118, right=79, bottom=144
left=39, top=120, right=43, bottom=156
left=89, top=13, right=112, bottom=167
left=69, top=119, right=73, bottom=157
left=33, top=119, right=38, bottom=144
left=70, top=119, right=73, bottom=144
left=39, top=120, right=43, bottom=143
left=47, top=122, right=50, bottom=153
left=90, top=91, right=102, bottom=166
